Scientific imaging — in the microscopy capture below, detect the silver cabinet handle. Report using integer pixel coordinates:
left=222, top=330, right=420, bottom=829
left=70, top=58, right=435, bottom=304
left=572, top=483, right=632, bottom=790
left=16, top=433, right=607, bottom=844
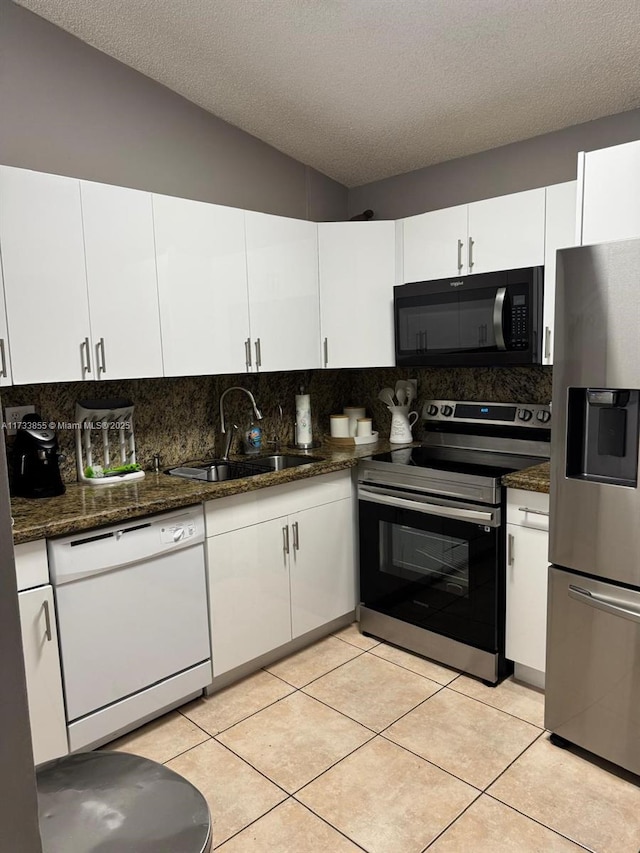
left=457, top=239, right=464, bottom=272
left=244, top=338, right=252, bottom=371
left=97, top=337, right=106, bottom=374
left=81, top=337, right=92, bottom=375
left=0, top=338, right=7, bottom=378
left=292, top=521, right=299, bottom=551
left=282, top=524, right=290, bottom=557
left=323, top=337, right=328, bottom=367
left=43, top=599, right=52, bottom=642
left=517, top=506, right=549, bottom=517
left=507, top=533, right=515, bottom=566
left=569, top=584, right=640, bottom=625
left=255, top=338, right=262, bottom=369
left=493, top=286, right=507, bottom=351
left=468, top=236, right=474, bottom=270
left=544, top=326, right=552, bottom=360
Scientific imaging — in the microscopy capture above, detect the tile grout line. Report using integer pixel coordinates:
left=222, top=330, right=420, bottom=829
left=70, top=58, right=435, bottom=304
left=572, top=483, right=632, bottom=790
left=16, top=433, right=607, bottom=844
left=290, top=799, right=370, bottom=853
left=445, top=679, right=546, bottom=728
left=482, top=791, right=598, bottom=853
left=483, top=727, right=548, bottom=792
left=210, top=796, right=293, bottom=851
left=420, top=789, right=485, bottom=851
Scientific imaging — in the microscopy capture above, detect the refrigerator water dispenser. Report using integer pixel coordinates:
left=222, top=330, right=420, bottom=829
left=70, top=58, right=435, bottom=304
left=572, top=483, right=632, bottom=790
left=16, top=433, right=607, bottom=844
left=566, top=388, right=639, bottom=486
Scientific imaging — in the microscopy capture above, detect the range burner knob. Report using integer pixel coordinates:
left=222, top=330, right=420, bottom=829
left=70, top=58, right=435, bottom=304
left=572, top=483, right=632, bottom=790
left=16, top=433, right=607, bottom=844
left=426, top=404, right=438, bottom=417
left=517, top=408, right=533, bottom=422
left=536, top=410, right=551, bottom=424
left=440, top=405, right=454, bottom=417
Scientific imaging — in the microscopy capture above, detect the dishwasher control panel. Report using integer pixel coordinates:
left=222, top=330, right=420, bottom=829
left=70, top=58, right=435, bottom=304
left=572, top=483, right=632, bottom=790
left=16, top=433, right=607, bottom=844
left=160, top=518, right=197, bottom=544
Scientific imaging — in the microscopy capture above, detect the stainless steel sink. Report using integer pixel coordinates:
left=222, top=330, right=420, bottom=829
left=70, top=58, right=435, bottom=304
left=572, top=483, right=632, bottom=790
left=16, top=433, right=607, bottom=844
left=252, top=454, right=324, bottom=471
left=166, top=454, right=323, bottom=482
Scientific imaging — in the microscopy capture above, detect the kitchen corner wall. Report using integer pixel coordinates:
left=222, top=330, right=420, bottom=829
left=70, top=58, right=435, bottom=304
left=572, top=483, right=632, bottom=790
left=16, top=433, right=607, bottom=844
left=1, top=366, right=552, bottom=484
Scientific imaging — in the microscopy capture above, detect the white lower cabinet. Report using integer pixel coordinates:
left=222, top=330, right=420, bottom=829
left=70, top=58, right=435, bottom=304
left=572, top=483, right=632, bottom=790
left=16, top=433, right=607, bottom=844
left=505, top=489, right=550, bottom=687
left=206, top=472, right=356, bottom=677
left=15, top=541, right=68, bottom=766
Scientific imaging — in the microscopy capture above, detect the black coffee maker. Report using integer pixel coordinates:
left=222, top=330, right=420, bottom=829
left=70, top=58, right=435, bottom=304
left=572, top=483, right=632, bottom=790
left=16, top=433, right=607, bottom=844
left=12, top=413, right=65, bottom=498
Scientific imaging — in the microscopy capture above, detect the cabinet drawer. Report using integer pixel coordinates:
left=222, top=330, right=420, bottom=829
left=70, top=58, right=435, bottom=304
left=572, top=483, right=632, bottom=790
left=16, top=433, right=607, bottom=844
left=205, top=469, right=353, bottom=537
left=15, top=540, right=49, bottom=592
left=507, top=489, right=549, bottom=531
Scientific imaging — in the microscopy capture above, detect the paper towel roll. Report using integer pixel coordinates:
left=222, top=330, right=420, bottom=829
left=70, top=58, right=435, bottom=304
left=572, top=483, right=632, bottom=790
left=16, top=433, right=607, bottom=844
left=295, top=394, right=313, bottom=445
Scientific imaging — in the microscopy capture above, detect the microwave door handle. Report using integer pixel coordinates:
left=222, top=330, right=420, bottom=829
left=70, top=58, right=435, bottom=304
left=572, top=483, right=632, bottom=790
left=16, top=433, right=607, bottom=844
left=493, top=286, right=507, bottom=351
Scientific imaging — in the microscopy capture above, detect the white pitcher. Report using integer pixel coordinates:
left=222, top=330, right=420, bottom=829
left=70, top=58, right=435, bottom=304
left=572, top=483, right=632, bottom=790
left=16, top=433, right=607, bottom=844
left=389, top=405, right=418, bottom=444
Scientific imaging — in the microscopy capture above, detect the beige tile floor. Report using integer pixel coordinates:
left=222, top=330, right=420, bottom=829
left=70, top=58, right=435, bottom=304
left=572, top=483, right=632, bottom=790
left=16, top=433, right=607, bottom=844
left=106, top=626, right=640, bottom=852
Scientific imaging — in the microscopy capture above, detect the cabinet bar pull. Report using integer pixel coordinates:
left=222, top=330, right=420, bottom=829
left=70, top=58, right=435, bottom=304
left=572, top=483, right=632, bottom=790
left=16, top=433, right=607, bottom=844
left=323, top=337, right=328, bottom=367
left=518, top=506, right=549, bottom=517
left=255, top=338, right=262, bottom=369
left=43, top=599, right=52, bottom=642
left=544, top=326, right=552, bottom=360
left=98, top=337, right=106, bottom=374
left=507, top=533, right=515, bottom=566
left=244, top=338, right=252, bottom=371
left=282, top=524, right=290, bottom=556
left=292, top=521, right=299, bottom=551
left=468, top=236, right=474, bottom=270
left=81, top=337, right=92, bottom=375
left=457, top=239, right=464, bottom=272
left=0, top=338, right=7, bottom=378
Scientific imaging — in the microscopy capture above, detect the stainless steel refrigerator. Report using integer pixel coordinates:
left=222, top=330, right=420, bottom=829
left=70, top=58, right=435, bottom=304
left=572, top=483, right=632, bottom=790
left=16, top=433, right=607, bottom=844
left=546, top=238, right=640, bottom=775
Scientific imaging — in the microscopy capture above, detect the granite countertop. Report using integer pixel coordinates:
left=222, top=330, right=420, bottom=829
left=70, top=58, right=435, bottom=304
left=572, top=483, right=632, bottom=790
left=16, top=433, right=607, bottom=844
left=11, top=439, right=401, bottom=545
left=502, top=461, right=550, bottom=494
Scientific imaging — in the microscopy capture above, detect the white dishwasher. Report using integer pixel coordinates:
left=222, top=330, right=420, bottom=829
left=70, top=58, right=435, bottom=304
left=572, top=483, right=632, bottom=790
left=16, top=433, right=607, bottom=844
left=48, top=506, right=212, bottom=752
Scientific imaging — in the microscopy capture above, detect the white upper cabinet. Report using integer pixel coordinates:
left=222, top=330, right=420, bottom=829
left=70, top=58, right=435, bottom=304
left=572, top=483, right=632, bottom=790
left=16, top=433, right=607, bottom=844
left=467, top=188, right=546, bottom=274
left=0, top=166, right=92, bottom=385
left=401, top=205, right=468, bottom=282
left=318, top=220, right=396, bottom=369
left=543, top=181, right=577, bottom=365
left=153, top=194, right=250, bottom=377
left=0, top=258, right=12, bottom=386
left=401, top=189, right=546, bottom=282
left=245, top=212, right=320, bottom=372
left=579, top=140, right=640, bottom=245
left=81, top=181, right=163, bottom=380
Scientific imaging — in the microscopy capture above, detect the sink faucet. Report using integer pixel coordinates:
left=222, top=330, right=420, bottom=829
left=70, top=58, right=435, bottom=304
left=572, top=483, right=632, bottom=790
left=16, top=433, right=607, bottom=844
left=219, top=386, right=264, bottom=459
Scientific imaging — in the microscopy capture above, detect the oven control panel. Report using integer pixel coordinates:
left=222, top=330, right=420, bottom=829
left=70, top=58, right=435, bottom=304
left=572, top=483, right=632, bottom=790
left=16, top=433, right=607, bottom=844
left=422, top=400, right=551, bottom=429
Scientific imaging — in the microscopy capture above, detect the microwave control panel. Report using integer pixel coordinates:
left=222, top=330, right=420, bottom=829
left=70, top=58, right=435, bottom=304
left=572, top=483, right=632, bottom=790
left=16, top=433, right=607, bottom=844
left=508, top=293, right=529, bottom=349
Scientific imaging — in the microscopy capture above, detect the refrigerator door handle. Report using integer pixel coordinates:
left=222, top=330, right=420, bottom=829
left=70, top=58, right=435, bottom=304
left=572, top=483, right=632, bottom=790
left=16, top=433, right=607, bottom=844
left=568, top=584, right=640, bottom=625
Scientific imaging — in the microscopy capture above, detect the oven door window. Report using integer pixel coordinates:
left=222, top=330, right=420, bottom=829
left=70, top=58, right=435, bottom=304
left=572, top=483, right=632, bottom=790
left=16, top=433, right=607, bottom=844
left=359, top=499, right=500, bottom=652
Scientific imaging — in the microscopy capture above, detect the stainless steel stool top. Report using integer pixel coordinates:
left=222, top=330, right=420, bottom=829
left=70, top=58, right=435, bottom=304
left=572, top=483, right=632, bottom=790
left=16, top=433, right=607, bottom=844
left=37, top=751, right=211, bottom=853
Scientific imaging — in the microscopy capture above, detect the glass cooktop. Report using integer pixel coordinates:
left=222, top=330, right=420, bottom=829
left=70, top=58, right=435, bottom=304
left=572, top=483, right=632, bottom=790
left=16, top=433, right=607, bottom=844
left=368, top=445, right=546, bottom=480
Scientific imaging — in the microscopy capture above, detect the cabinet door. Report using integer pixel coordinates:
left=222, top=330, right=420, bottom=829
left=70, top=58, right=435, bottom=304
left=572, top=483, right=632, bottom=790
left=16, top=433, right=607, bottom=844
left=0, top=257, right=12, bottom=385
left=581, top=140, right=640, bottom=245
left=467, top=189, right=545, bottom=274
left=154, top=194, right=250, bottom=377
left=81, top=181, right=163, bottom=380
left=0, top=167, right=91, bottom=384
left=207, top=518, right=292, bottom=675
left=543, top=182, right=577, bottom=365
left=506, top=523, right=549, bottom=673
left=401, top=205, right=468, bottom=281
left=318, top=221, right=396, bottom=368
left=245, top=212, right=320, bottom=372
left=18, top=586, right=68, bottom=766
left=289, top=498, right=356, bottom=638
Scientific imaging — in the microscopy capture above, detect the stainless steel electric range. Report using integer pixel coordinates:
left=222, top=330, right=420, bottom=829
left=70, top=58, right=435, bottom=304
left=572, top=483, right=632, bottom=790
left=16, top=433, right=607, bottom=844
left=357, top=399, right=551, bottom=684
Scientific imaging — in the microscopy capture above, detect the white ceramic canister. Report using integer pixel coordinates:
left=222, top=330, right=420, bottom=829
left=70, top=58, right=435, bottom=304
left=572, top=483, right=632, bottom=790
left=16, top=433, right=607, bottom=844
left=343, top=406, right=366, bottom=437
left=330, top=414, right=350, bottom=438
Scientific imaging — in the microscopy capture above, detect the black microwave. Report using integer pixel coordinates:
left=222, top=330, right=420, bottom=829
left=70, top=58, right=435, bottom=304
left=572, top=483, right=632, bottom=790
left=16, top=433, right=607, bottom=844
left=394, top=267, right=543, bottom=367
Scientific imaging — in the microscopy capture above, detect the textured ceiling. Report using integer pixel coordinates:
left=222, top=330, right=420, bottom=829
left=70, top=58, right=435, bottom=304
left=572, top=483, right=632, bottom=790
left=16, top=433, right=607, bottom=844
left=15, top=0, right=640, bottom=187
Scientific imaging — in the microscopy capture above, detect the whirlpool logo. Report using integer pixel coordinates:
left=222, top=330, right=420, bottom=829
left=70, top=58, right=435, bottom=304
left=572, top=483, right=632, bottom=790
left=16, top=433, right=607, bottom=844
left=449, top=280, right=464, bottom=287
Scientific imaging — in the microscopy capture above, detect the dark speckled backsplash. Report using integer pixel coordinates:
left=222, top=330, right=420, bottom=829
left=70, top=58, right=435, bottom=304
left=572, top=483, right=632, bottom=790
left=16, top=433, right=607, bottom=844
left=0, top=366, right=552, bottom=484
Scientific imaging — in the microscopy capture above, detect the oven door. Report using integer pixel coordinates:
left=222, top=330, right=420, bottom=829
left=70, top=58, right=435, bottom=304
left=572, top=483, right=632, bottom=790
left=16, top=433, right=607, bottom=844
left=358, top=483, right=502, bottom=652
